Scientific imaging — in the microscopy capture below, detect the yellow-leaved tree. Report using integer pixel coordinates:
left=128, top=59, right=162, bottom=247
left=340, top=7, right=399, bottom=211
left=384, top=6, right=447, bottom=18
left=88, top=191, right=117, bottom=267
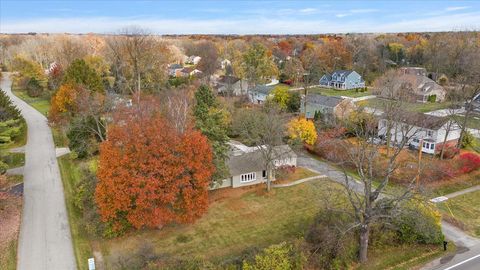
left=287, top=118, right=317, bottom=145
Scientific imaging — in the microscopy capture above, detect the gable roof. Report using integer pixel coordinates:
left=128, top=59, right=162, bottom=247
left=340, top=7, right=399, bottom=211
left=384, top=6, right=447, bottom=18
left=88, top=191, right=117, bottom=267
left=332, top=70, right=354, bottom=77
left=226, top=142, right=296, bottom=176
left=169, top=63, right=183, bottom=69
left=250, top=85, right=275, bottom=95
left=399, top=74, right=444, bottom=96
left=306, top=94, right=344, bottom=108
left=382, top=111, right=449, bottom=130
left=218, top=75, right=240, bottom=85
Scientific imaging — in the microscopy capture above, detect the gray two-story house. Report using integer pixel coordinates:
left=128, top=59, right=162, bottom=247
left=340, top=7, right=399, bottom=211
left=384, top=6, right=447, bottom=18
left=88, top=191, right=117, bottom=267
left=319, top=70, right=365, bottom=90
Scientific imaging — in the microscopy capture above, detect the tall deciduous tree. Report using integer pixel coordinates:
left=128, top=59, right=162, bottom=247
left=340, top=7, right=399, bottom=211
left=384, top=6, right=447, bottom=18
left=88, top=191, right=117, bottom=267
left=106, top=27, right=171, bottom=96
left=95, top=111, right=214, bottom=231
left=242, top=43, right=278, bottom=88
left=193, top=85, right=230, bottom=186
left=232, top=104, right=288, bottom=191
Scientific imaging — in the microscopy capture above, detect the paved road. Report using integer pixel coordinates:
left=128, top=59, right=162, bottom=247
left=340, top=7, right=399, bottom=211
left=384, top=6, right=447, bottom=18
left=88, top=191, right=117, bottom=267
left=1, top=73, right=77, bottom=270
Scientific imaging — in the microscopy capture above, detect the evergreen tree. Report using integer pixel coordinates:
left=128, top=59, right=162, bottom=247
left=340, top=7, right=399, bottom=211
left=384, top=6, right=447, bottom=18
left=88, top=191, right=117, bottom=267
left=63, top=59, right=104, bottom=93
left=193, top=85, right=230, bottom=186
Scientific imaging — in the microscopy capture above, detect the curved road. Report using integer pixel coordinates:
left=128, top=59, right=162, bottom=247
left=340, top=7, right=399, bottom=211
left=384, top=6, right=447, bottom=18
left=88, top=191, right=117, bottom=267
left=1, top=73, right=76, bottom=270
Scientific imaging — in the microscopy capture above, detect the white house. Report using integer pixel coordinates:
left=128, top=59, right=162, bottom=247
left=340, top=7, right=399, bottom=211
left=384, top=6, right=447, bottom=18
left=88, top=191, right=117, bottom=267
left=378, top=112, right=461, bottom=154
left=213, top=141, right=297, bottom=189
left=215, top=75, right=248, bottom=96
left=185, top=55, right=201, bottom=65
left=248, top=85, right=275, bottom=104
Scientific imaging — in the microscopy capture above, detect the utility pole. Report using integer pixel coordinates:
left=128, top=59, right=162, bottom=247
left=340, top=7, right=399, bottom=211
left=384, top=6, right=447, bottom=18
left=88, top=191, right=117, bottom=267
left=416, top=138, right=423, bottom=190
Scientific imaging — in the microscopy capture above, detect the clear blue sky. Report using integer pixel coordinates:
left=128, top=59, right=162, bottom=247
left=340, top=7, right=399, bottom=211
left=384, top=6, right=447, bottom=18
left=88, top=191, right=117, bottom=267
left=1, top=1, right=479, bottom=34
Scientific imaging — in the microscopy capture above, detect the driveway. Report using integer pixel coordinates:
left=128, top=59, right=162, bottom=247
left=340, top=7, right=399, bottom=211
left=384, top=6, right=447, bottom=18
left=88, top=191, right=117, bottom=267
left=1, top=73, right=77, bottom=270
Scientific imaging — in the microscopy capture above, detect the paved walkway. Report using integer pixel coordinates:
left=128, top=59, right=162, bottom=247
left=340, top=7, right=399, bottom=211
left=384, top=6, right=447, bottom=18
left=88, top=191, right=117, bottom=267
left=1, top=73, right=77, bottom=270
left=6, top=166, right=24, bottom=175
left=444, top=185, right=480, bottom=199
left=273, top=174, right=327, bottom=188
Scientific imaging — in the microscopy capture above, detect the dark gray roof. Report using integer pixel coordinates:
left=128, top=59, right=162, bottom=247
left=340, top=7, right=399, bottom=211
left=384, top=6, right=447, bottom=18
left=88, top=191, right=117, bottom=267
left=169, top=64, right=182, bottom=69
left=332, top=70, right=354, bottom=77
left=251, top=85, right=275, bottom=95
left=381, top=111, right=448, bottom=130
left=227, top=145, right=296, bottom=176
left=306, top=94, right=343, bottom=108
left=218, top=75, right=240, bottom=84
left=321, top=73, right=332, bottom=81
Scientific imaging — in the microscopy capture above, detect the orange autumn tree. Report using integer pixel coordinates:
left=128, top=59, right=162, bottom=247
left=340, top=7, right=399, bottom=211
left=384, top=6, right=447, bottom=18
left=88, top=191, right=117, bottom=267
left=95, top=109, right=214, bottom=231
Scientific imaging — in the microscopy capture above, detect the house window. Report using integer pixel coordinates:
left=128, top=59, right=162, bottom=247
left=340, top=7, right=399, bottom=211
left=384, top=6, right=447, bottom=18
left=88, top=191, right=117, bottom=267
left=430, top=143, right=435, bottom=150
left=425, top=142, right=429, bottom=149
left=240, top=172, right=256, bottom=183
left=262, top=170, right=267, bottom=178
left=427, top=130, right=434, bottom=137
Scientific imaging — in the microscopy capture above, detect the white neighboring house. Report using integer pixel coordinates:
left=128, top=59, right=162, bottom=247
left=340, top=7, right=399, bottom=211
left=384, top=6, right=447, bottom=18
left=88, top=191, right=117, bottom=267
left=180, top=67, right=202, bottom=77
left=185, top=55, right=202, bottom=65
left=221, top=59, right=231, bottom=70
left=215, top=75, right=248, bottom=96
left=378, top=112, right=461, bottom=154
left=213, top=141, right=297, bottom=189
left=248, top=85, right=275, bottom=104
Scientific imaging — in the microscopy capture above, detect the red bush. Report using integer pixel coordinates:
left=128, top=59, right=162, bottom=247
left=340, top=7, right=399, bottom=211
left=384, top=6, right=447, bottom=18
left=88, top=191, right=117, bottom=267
left=458, top=152, right=480, bottom=174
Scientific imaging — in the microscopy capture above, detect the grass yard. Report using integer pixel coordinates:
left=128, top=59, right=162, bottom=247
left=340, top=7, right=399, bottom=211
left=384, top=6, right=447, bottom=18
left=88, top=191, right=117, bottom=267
left=356, top=243, right=455, bottom=270
left=2, top=152, right=25, bottom=169
left=307, top=87, right=372, bottom=98
left=275, top=167, right=319, bottom=184
left=428, top=170, right=480, bottom=197
left=101, top=180, right=344, bottom=266
left=12, top=89, right=51, bottom=116
left=360, top=98, right=453, bottom=113
left=438, top=190, right=480, bottom=237
left=57, top=155, right=92, bottom=270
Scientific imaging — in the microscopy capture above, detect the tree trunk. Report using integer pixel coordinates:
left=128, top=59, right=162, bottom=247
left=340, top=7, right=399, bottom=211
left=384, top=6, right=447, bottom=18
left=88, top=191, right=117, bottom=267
left=440, top=127, right=451, bottom=160
left=266, top=165, right=272, bottom=192
left=359, top=224, right=370, bottom=263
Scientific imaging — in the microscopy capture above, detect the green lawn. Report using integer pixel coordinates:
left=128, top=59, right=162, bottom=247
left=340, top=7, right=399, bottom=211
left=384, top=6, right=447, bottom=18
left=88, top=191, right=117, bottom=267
left=429, top=171, right=480, bottom=197
left=12, top=89, right=51, bottom=116
left=438, top=190, right=480, bottom=237
left=356, top=243, right=455, bottom=270
left=2, top=152, right=25, bottom=169
left=58, top=155, right=92, bottom=270
left=306, top=87, right=373, bottom=98
left=360, top=98, right=453, bottom=113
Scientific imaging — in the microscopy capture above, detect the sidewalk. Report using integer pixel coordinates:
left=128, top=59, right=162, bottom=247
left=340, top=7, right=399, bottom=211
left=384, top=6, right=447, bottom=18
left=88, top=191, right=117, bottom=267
left=272, top=174, right=327, bottom=188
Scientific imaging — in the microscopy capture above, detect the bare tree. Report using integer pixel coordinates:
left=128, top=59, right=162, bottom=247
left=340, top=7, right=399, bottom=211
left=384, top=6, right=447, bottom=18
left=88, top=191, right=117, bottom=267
left=232, top=104, right=289, bottom=191
left=106, top=27, right=171, bottom=97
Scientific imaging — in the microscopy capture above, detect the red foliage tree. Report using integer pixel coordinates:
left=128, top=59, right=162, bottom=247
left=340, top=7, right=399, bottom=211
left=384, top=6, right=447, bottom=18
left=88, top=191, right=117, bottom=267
left=95, top=111, right=214, bottom=231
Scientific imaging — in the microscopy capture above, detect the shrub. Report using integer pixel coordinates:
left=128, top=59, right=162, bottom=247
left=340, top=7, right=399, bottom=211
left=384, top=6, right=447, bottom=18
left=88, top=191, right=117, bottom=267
left=461, top=131, right=474, bottom=148
left=458, top=152, right=480, bottom=174
left=0, top=160, right=8, bottom=174
left=395, top=200, right=444, bottom=245
left=242, top=242, right=305, bottom=270
left=439, top=145, right=459, bottom=159
left=26, top=77, right=44, bottom=97
left=305, top=210, right=357, bottom=270
left=427, top=95, right=437, bottom=103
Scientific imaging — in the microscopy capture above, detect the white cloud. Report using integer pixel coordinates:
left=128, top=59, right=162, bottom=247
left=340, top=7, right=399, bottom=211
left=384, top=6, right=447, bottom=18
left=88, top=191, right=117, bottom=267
left=336, top=13, right=350, bottom=18
left=445, top=6, right=469, bottom=11
left=349, top=9, right=379, bottom=14
left=299, top=8, right=317, bottom=14
left=1, top=11, right=479, bottom=34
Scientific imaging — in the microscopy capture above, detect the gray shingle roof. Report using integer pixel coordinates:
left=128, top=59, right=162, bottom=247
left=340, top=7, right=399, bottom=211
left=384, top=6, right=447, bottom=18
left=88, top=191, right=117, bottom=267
left=251, top=85, right=275, bottom=95
left=226, top=144, right=296, bottom=176
left=306, top=94, right=343, bottom=108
